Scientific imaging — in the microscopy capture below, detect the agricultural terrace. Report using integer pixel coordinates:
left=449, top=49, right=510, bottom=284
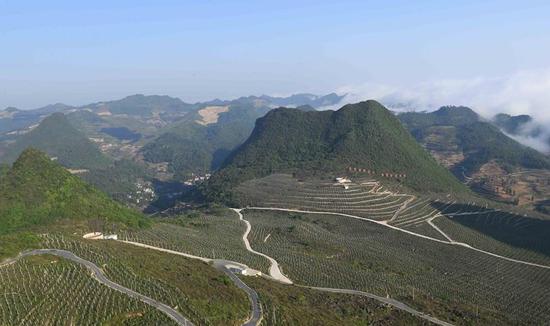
left=242, top=209, right=550, bottom=325
left=235, top=174, right=411, bottom=221
left=0, top=255, right=174, bottom=325
left=120, top=208, right=271, bottom=273
left=39, top=234, right=250, bottom=325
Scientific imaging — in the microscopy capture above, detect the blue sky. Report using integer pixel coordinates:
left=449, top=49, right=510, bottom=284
left=2, top=0, right=550, bottom=109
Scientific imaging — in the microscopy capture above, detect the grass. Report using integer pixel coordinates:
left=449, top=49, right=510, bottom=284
left=243, top=209, right=550, bottom=325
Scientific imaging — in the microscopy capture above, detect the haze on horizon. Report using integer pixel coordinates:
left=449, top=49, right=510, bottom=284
left=2, top=0, right=550, bottom=120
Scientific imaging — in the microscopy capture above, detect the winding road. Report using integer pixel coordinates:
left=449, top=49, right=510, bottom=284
left=116, top=207, right=456, bottom=325
left=3, top=249, right=194, bottom=326
left=232, top=208, right=293, bottom=284
left=117, top=241, right=263, bottom=325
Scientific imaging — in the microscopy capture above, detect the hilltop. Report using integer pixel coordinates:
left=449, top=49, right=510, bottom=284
left=205, top=100, right=466, bottom=203
left=0, top=113, right=111, bottom=169
left=0, top=149, right=146, bottom=234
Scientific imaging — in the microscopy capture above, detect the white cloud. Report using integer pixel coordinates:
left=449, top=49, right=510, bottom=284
left=331, top=69, right=550, bottom=120
left=327, top=69, right=550, bottom=153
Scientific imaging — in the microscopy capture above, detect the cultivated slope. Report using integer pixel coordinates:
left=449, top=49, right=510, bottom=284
left=205, top=100, right=466, bottom=203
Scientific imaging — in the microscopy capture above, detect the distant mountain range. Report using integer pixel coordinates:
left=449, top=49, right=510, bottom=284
left=1, top=93, right=548, bottom=214
left=0, top=93, right=344, bottom=135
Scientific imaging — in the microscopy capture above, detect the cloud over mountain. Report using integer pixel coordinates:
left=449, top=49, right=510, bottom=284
left=328, top=69, right=550, bottom=153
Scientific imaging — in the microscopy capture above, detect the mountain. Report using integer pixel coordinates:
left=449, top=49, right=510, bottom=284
left=258, top=93, right=344, bottom=108
left=399, top=106, right=550, bottom=176
left=492, top=113, right=549, bottom=153
left=141, top=102, right=271, bottom=179
left=0, top=113, right=111, bottom=169
left=202, top=93, right=345, bottom=109
left=493, top=113, right=539, bottom=136
left=82, top=94, right=195, bottom=117
left=0, top=149, right=146, bottom=234
left=205, top=100, right=466, bottom=203
left=140, top=102, right=317, bottom=179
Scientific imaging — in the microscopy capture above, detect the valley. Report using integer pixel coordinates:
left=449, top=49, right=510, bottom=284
left=1, top=99, right=549, bottom=325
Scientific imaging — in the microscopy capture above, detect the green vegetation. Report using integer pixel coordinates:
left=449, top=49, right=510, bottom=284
left=243, top=277, right=428, bottom=325
left=141, top=103, right=270, bottom=178
left=206, top=101, right=466, bottom=204
left=41, top=234, right=250, bottom=325
left=1, top=112, right=111, bottom=169
left=90, top=94, right=194, bottom=117
left=492, top=113, right=540, bottom=136
left=0, top=149, right=147, bottom=234
left=430, top=202, right=550, bottom=265
left=0, top=232, right=40, bottom=260
left=81, top=159, right=150, bottom=201
left=243, top=209, right=550, bottom=325
left=121, top=207, right=271, bottom=273
left=233, top=174, right=410, bottom=220
left=0, top=254, right=175, bottom=325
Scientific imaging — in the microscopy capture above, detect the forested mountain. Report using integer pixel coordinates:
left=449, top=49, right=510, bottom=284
left=0, top=149, right=146, bottom=234
left=399, top=107, right=550, bottom=176
left=141, top=103, right=316, bottom=179
left=205, top=100, right=466, bottom=203
left=0, top=113, right=111, bottom=169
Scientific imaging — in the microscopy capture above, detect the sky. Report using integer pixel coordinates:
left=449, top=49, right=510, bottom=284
left=2, top=0, right=550, bottom=118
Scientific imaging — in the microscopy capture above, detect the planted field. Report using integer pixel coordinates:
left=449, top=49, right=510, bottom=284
left=243, top=209, right=550, bottom=325
left=40, top=234, right=250, bottom=325
left=120, top=209, right=271, bottom=273
left=431, top=204, right=550, bottom=266
left=236, top=174, right=410, bottom=221
left=0, top=255, right=174, bottom=325
left=243, top=276, right=429, bottom=326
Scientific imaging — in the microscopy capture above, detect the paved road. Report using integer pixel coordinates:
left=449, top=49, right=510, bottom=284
left=213, top=262, right=262, bottom=326
left=305, top=286, right=454, bottom=326
left=118, top=241, right=263, bottom=326
left=8, top=249, right=194, bottom=326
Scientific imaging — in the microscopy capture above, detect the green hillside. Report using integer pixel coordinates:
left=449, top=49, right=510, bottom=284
left=399, top=107, right=550, bottom=175
left=1, top=113, right=111, bottom=169
left=205, top=100, right=466, bottom=203
left=0, top=149, right=146, bottom=234
left=141, top=103, right=271, bottom=178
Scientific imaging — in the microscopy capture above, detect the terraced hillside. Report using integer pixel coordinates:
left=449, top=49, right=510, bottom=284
left=243, top=209, right=550, bottom=325
left=39, top=234, right=251, bottom=325
left=229, top=173, right=550, bottom=324
left=235, top=174, right=412, bottom=221
left=120, top=208, right=271, bottom=273
left=0, top=254, right=175, bottom=325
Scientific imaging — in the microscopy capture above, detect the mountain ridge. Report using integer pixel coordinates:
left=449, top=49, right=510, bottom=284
left=204, top=100, right=467, bottom=203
